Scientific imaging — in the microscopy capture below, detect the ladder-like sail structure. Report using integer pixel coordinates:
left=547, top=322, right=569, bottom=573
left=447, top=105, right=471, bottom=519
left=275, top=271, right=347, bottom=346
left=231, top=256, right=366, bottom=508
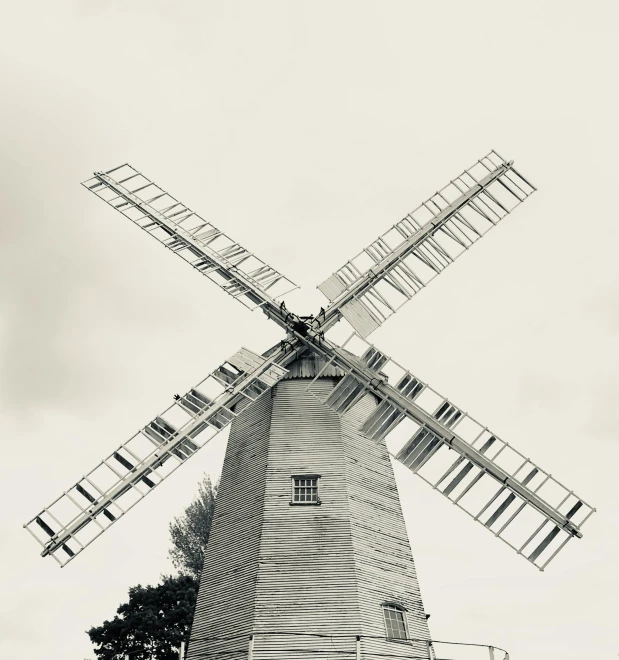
left=83, top=164, right=298, bottom=312
left=307, top=334, right=594, bottom=570
left=24, top=348, right=288, bottom=566
left=25, top=149, right=595, bottom=577
left=318, top=151, right=535, bottom=338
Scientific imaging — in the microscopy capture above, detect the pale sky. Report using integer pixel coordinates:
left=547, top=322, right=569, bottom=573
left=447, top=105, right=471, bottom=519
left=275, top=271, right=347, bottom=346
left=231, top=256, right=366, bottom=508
left=1, top=2, right=618, bottom=659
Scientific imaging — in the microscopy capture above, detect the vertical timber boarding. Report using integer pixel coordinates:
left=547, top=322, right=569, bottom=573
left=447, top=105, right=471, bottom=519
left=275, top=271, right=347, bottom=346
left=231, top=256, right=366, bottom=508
left=187, top=360, right=431, bottom=659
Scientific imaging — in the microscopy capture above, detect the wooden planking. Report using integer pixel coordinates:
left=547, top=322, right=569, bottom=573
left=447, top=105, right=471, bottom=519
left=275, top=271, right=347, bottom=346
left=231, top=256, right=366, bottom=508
left=252, top=378, right=361, bottom=654
left=342, top=392, right=431, bottom=659
left=188, top=364, right=432, bottom=659
left=280, top=354, right=346, bottom=380
left=186, top=391, right=273, bottom=660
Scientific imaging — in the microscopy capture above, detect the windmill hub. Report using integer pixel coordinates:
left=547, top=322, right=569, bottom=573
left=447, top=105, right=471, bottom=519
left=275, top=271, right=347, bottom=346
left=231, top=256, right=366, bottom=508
left=290, top=318, right=310, bottom=336
left=25, top=151, right=594, bottom=660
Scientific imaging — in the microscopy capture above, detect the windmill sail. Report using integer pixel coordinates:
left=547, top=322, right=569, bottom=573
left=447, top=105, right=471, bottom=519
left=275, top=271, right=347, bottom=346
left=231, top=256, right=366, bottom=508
left=306, top=334, right=594, bottom=570
left=82, top=164, right=298, bottom=311
left=25, top=148, right=594, bottom=589
left=24, top=348, right=288, bottom=566
left=318, top=151, right=535, bottom=338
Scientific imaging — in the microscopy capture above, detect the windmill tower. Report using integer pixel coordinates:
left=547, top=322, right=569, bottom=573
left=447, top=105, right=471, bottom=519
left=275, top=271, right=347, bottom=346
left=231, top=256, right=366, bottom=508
left=25, top=151, right=595, bottom=660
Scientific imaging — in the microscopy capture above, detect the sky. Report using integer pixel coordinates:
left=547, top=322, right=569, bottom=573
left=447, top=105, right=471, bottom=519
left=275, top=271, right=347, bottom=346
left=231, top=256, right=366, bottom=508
left=1, top=1, right=618, bottom=659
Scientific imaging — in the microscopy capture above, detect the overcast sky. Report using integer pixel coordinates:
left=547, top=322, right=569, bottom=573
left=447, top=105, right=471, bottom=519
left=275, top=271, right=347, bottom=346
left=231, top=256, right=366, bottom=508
left=1, top=2, right=618, bottom=659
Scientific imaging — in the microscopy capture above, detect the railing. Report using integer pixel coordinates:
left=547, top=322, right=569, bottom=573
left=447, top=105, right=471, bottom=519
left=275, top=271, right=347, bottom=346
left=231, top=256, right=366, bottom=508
left=182, top=632, right=509, bottom=660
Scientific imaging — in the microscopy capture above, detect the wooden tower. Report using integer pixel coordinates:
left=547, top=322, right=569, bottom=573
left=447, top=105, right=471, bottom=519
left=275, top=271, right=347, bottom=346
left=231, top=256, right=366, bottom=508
left=187, top=359, right=430, bottom=659
left=26, top=151, right=595, bottom=660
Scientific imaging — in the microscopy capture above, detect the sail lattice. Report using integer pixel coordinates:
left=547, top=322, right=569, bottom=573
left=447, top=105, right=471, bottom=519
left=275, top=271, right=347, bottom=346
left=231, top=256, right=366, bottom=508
left=24, top=348, right=288, bottom=566
left=319, top=151, right=535, bottom=338
left=83, top=164, right=298, bottom=311
left=307, top=333, right=595, bottom=570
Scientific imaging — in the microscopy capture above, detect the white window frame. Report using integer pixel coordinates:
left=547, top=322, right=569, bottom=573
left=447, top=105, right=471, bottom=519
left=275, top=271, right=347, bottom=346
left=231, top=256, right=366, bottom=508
left=290, top=474, right=321, bottom=505
left=382, top=603, right=409, bottom=641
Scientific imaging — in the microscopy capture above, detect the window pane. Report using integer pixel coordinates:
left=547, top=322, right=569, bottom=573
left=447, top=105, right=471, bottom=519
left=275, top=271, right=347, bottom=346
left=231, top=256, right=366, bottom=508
left=292, top=476, right=319, bottom=503
left=383, top=606, right=407, bottom=639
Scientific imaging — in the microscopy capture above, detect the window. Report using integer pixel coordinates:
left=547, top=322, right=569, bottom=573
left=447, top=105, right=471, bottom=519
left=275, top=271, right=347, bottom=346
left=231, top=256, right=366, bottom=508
left=382, top=604, right=408, bottom=640
left=291, top=475, right=320, bottom=504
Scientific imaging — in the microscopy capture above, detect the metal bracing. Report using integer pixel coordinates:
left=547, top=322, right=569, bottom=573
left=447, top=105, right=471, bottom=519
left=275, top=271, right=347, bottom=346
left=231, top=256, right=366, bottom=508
left=303, top=331, right=594, bottom=570
left=82, top=165, right=298, bottom=321
left=24, top=347, right=289, bottom=566
left=317, top=151, right=535, bottom=338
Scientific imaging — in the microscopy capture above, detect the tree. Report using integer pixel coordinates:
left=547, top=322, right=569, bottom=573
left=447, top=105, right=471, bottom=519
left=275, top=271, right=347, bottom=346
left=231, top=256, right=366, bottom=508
left=87, top=474, right=217, bottom=659
left=87, top=575, right=198, bottom=660
left=168, top=475, right=217, bottom=580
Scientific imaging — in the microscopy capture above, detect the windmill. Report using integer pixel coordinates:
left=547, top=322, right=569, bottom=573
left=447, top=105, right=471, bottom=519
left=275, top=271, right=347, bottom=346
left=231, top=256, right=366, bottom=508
left=25, top=151, right=595, bottom=660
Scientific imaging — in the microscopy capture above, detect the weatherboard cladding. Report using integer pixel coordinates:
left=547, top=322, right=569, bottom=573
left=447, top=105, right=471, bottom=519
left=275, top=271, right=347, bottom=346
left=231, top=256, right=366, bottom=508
left=187, top=365, right=430, bottom=660
left=252, top=378, right=360, bottom=656
left=342, top=393, right=431, bottom=659
left=187, top=391, right=273, bottom=660
left=280, top=354, right=346, bottom=380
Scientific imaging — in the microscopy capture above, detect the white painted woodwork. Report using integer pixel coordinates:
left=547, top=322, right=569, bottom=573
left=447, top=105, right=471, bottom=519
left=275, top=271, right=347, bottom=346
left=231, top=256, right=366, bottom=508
left=187, top=363, right=431, bottom=659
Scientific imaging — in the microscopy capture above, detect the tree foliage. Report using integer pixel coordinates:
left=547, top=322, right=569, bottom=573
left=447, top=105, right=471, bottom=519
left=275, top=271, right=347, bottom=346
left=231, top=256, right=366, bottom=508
left=87, top=575, right=198, bottom=660
left=87, top=474, right=217, bottom=659
left=168, top=475, right=217, bottom=580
